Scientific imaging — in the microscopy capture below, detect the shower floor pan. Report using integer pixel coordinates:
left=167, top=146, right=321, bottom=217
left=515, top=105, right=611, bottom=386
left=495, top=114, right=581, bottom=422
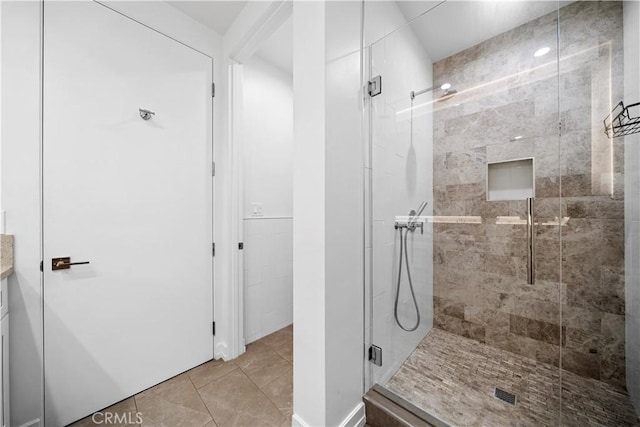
left=385, top=328, right=640, bottom=427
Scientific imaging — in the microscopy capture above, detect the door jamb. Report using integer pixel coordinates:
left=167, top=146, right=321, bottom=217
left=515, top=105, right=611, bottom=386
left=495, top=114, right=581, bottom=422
left=225, top=0, right=293, bottom=358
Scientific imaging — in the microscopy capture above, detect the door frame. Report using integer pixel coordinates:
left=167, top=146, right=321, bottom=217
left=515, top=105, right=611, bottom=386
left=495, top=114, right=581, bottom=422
left=40, top=1, right=216, bottom=424
left=225, top=0, right=292, bottom=356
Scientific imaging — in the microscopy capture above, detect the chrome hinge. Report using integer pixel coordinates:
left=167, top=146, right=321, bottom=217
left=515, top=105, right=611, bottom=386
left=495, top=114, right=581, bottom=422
left=369, top=345, right=382, bottom=366
left=212, top=161, right=216, bottom=177
left=238, top=242, right=244, bottom=250
left=212, top=321, right=216, bottom=335
left=40, top=260, right=43, bottom=272
left=212, top=242, right=215, bottom=257
left=368, top=75, right=382, bottom=97
left=212, top=83, right=216, bottom=98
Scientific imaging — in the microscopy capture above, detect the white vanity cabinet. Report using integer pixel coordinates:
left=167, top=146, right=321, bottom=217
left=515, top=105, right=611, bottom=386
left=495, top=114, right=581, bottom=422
left=0, top=278, right=8, bottom=427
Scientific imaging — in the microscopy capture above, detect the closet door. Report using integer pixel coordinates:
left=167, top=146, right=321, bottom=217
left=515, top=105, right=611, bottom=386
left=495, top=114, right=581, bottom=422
left=43, top=2, right=213, bottom=425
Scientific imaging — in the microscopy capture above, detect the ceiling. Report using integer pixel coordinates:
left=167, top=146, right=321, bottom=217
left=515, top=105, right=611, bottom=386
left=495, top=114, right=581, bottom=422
left=396, top=1, right=571, bottom=61
left=166, top=1, right=247, bottom=36
left=166, top=0, right=292, bottom=72
left=165, top=1, right=570, bottom=74
left=255, top=16, right=293, bottom=74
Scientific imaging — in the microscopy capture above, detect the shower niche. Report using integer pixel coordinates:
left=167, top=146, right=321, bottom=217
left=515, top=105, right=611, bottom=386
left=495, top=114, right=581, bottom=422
left=486, top=158, right=534, bottom=201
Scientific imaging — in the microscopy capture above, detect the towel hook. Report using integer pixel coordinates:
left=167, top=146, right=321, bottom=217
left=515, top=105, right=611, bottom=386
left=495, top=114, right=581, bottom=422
left=139, top=108, right=155, bottom=120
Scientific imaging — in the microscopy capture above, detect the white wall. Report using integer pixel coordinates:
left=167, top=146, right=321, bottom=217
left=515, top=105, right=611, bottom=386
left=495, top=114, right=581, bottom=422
left=1, top=2, right=224, bottom=424
left=624, top=0, right=640, bottom=415
left=363, top=0, right=435, bottom=387
left=292, top=3, right=328, bottom=424
left=242, top=57, right=293, bottom=219
left=242, top=56, right=293, bottom=344
left=292, top=1, right=365, bottom=426
left=1, top=2, right=43, bottom=425
left=324, top=1, right=366, bottom=425
left=244, top=218, right=293, bottom=343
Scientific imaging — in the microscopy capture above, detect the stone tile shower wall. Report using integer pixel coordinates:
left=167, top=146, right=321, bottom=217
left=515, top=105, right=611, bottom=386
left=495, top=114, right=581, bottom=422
left=432, top=1, right=626, bottom=389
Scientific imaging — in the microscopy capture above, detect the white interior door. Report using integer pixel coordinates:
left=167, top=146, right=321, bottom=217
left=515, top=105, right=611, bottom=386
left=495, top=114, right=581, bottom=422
left=43, top=2, right=213, bottom=425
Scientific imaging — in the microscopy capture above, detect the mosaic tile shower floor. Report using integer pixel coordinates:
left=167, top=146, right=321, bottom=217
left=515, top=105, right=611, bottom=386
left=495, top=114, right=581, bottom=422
left=386, top=328, right=640, bottom=427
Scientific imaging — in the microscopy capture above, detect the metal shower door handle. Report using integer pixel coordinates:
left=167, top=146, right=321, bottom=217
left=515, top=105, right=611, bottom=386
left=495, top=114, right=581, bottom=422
left=526, top=197, right=535, bottom=284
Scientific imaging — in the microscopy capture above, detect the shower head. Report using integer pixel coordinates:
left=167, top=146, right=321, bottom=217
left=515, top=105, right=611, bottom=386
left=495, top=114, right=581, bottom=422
left=437, top=88, right=458, bottom=102
left=410, top=83, right=456, bottom=101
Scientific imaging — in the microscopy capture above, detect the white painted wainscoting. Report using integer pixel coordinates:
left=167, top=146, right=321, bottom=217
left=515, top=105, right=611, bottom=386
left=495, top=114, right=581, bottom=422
left=243, top=217, right=293, bottom=344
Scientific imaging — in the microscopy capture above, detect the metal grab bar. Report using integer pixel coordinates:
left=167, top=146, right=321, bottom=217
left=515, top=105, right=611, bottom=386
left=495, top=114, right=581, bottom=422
left=526, top=197, right=535, bottom=284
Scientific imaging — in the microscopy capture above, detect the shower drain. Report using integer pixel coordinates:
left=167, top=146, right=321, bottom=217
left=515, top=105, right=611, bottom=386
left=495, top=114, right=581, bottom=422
left=494, top=388, right=517, bottom=406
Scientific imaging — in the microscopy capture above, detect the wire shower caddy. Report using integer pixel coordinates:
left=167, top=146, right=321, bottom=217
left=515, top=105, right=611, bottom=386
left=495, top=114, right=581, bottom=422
left=604, top=101, right=640, bottom=138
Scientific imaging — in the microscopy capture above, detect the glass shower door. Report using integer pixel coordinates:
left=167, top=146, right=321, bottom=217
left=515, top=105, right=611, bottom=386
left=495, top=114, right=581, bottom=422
left=366, top=16, right=436, bottom=389
left=558, top=2, right=640, bottom=425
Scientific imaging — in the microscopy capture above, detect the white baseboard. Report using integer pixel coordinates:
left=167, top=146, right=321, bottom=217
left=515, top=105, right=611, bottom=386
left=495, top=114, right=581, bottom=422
left=16, top=419, right=41, bottom=427
left=291, top=402, right=365, bottom=427
left=214, top=341, right=229, bottom=360
left=340, top=402, right=365, bottom=427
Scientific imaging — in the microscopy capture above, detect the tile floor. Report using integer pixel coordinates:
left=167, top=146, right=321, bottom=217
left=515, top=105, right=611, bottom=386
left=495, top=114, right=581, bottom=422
left=386, top=328, right=640, bottom=427
left=71, top=325, right=293, bottom=427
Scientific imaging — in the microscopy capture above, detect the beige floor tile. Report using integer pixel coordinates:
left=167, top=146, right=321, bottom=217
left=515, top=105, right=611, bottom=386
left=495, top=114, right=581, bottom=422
left=235, top=340, right=271, bottom=367
left=260, top=327, right=292, bottom=351
left=260, top=329, right=293, bottom=362
left=188, top=359, right=238, bottom=389
left=107, top=397, right=138, bottom=413
left=239, top=348, right=292, bottom=388
left=135, top=373, right=212, bottom=427
left=198, top=369, right=286, bottom=427
left=72, top=327, right=294, bottom=427
left=279, top=415, right=292, bottom=427
left=260, top=367, right=293, bottom=412
left=272, top=343, right=293, bottom=363
left=280, top=408, right=292, bottom=420
left=69, top=398, right=139, bottom=427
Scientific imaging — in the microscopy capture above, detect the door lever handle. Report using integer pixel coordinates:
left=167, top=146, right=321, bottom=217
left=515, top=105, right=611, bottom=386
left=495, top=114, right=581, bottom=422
left=52, top=257, right=90, bottom=271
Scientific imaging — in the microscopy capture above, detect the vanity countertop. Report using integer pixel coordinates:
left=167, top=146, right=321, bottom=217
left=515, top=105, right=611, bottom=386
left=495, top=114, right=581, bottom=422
left=1, top=235, right=14, bottom=280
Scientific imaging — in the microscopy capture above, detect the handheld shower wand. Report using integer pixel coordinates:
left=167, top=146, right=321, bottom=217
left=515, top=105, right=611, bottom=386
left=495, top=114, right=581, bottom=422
left=409, top=200, right=428, bottom=229
left=394, top=201, right=427, bottom=332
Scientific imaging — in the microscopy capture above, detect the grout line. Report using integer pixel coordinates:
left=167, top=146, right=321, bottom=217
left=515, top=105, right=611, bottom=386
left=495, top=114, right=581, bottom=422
left=132, top=394, right=138, bottom=414
left=272, top=347, right=292, bottom=363
left=240, top=368, right=287, bottom=420
left=193, top=364, right=240, bottom=391
left=187, top=368, right=218, bottom=427
left=239, top=357, right=292, bottom=420
left=235, top=327, right=293, bottom=421
left=258, top=363, right=293, bottom=390
left=133, top=395, right=140, bottom=424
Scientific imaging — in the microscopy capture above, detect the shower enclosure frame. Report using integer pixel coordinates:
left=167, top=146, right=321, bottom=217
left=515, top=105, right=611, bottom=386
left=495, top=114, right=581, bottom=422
left=363, top=1, right=640, bottom=425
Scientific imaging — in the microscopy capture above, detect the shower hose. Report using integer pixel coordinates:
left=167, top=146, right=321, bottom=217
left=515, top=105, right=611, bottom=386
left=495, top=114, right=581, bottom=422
left=394, top=227, right=421, bottom=332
